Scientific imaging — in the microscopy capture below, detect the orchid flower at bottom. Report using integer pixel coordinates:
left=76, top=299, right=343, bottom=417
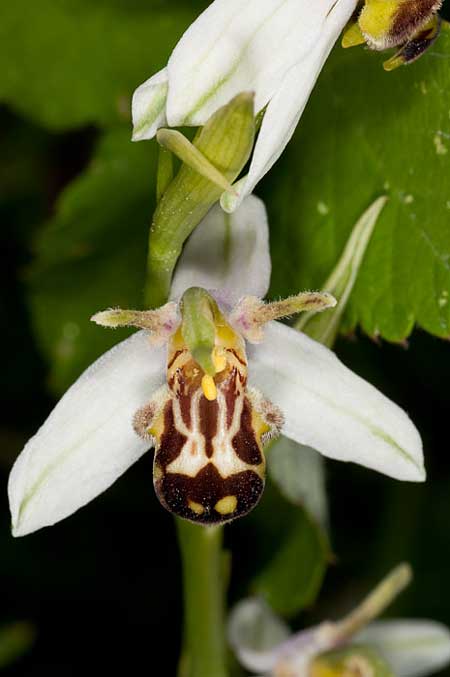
left=8, top=196, right=424, bottom=537
left=228, top=565, right=450, bottom=677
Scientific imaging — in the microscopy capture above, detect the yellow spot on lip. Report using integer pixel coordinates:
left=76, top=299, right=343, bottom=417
left=202, top=374, right=217, bottom=401
left=215, top=495, right=237, bottom=515
left=188, top=500, right=205, bottom=515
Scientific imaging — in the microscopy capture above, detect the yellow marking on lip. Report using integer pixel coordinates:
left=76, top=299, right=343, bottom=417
left=201, top=374, right=217, bottom=401
left=253, top=411, right=271, bottom=439
left=188, top=500, right=205, bottom=515
left=153, top=464, right=163, bottom=481
left=148, top=408, right=165, bottom=443
left=215, top=495, right=237, bottom=515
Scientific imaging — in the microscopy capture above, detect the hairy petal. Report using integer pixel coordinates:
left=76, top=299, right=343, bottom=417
left=166, top=0, right=342, bottom=128
left=357, top=620, right=450, bottom=677
left=170, top=195, right=271, bottom=304
left=8, top=332, right=166, bottom=537
left=248, top=322, right=424, bottom=481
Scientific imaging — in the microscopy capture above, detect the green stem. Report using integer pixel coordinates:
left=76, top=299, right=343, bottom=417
left=143, top=289, right=229, bottom=675
left=145, top=100, right=247, bottom=675
left=176, top=520, right=228, bottom=677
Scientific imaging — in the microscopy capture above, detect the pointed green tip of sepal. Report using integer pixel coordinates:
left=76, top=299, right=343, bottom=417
left=156, top=128, right=236, bottom=194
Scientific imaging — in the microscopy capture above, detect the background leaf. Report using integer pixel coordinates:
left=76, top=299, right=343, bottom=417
left=266, top=27, right=450, bottom=341
left=0, top=622, right=35, bottom=669
left=0, top=0, right=196, bottom=130
left=248, top=480, right=329, bottom=618
left=267, top=439, right=328, bottom=530
left=28, top=128, right=157, bottom=392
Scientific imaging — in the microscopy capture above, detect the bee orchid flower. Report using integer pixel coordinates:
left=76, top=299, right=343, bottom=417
left=132, top=0, right=359, bottom=212
left=8, top=196, right=424, bottom=537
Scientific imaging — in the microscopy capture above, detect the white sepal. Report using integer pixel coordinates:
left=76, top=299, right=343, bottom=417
left=132, top=68, right=168, bottom=141
left=8, top=332, right=166, bottom=537
left=166, top=0, right=343, bottom=128
left=248, top=322, right=425, bottom=481
left=170, top=195, right=271, bottom=304
left=357, top=620, right=450, bottom=677
left=229, top=0, right=358, bottom=209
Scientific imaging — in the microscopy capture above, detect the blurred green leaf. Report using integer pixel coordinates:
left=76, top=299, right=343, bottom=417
left=0, top=0, right=195, bottom=130
left=0, top=622, right=35, bottom=669
left=267, top=439, right=328, bottom=530
left=252, top=504, right=328, bottom=618
left=268, top=27, right=450, bottom=341
left=28, top=128, right=157, bottom=392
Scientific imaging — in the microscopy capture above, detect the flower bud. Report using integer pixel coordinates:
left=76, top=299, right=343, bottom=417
left=146, top=92, right=255, bottom=307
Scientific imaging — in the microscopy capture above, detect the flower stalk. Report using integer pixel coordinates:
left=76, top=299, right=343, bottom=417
left=146, top=201, right=232, bottom=671
left=331, top=563, right=412, bottom=643
left=156, top=146, right=174, bottom=203
left=176, top=521, right=228, bottom=677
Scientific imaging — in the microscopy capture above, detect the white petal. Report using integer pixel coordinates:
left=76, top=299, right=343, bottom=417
left=166, top=0, right=343, bottom=128
left=228, top=0, right=357, bottom=209
left=228, top=598, right=291, bottom=673
left=132, top=68, right=168, bottom=141
left=8, top=331, right=166, bottom=537
left=247, top=322, right=425, bottom=481
left=357, top=620, right=450, bottom=677
left=170, top=195, right=271, bottom=303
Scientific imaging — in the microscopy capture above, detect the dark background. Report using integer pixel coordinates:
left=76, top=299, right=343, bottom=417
left=1, top=2, right=449, bottom=675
